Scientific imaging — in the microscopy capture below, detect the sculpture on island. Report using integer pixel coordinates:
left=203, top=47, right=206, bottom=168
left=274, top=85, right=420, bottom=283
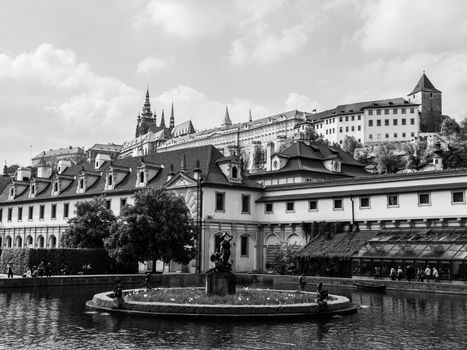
left=209, top=232, right=233, bottom=273
left=112, top=277, right=124, bottom=309
left=206, top=232, right=236, bottom=295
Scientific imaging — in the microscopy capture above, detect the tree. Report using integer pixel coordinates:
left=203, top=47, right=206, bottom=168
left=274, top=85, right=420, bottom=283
left=373, top=143, right=404, bottom=174
left=61, top=196, right=116, bottom=248
left=342, top=136, right=361, bottom=155
left=442, top=141, right=467, bottom=169
left=403, top=140, right=431, bottom=171
left=440, top=117, right=461, bottom=138
left=252, top=144, right=265, bottom=167
left=104, top=188, right=197, bottom=265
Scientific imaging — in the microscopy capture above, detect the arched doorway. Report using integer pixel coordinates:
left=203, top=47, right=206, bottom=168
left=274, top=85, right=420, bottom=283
left=265, top=234, right=281, bottom=271
left=6, top=236, right=12, bottom=248
left=49, top=235, right=57, bottom=248
left=37, top=235, right=45, bottom=248
left=26, top=235, right=34, bottom=248
left=16, top=236, right=23, bottom=248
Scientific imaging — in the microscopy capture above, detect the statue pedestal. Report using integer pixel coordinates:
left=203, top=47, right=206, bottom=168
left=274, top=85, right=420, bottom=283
left=205, top=273, right=236, bottom=295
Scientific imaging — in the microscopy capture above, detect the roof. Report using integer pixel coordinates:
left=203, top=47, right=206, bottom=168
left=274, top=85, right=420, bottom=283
left=408, top=73, right=441, bottom=95
left=309, top=98, right=418, bottom=122
left=0, top=145, right=261, bottom=204
left=171, top=120, right=195, bottom=137
left=0, top=176, right=10, bottom=193
left=32, top=147, right=85, bottom=160
left=88, top=143, right=122, bottom=152
left=297, top=231, right=378, bottom=259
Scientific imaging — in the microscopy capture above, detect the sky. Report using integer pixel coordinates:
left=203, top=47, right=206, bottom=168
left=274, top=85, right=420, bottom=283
left=2, top=0, right=467, bottom=166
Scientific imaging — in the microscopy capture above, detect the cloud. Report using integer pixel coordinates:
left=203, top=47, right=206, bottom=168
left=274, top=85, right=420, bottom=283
left=135, top=0, right=227, bottom=39
left=136, top=55, right=173, bottom=75
left=284, top=92, right=319, bottom=112
left=355, top=0, right=467, bottom=53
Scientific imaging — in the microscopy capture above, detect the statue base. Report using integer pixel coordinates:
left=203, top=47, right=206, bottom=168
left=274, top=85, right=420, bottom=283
left=205, top=272, right=236, bottom=295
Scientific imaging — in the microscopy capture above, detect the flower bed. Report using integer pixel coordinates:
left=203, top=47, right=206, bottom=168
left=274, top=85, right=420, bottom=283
left=124, top=287, right=328, bottom=305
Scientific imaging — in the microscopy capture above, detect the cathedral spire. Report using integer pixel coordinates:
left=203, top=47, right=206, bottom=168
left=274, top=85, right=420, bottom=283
left=141, top=86, right=153, bottom=118
left=222, top=106, right=232, bottom=126
left=170, top=102, right=175, bottom=128
left=160, top=108, right=166, bottom=128
left=249, top=109, right=252, bottom=122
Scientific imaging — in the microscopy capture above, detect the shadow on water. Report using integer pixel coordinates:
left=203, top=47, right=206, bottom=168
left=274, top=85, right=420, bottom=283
left=1, top=283, right=467, bottom=349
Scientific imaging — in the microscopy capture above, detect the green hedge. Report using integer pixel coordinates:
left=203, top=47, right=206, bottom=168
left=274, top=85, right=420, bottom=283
left=0, top=248, right=137, bottom=276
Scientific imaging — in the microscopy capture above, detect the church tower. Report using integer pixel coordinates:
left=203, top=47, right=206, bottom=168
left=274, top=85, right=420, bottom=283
left=407, top=73, right=442, bottom=132
left=135, top=87, right=158, bottom=138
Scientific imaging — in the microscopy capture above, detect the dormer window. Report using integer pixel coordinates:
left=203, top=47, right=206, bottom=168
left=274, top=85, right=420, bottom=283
left=54, top=181, right=58, bottom=192
left=139, top=171, right=145, bottom=183
left=79, top=178, right=84, bottom=189
left=232, top=166, right=238, bottom=179
left=9, top=187, right=14, bottom=198
left=108, top=174, right=113, bottom=186
left=31, top=185, right=35, bottom=195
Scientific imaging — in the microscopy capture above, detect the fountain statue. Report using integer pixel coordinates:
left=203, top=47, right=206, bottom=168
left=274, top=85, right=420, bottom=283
left=206, top=232, right=236, bottom=295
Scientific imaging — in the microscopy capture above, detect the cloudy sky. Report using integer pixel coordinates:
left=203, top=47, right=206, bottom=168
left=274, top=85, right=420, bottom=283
left=2, top=0, right=467, bottom=166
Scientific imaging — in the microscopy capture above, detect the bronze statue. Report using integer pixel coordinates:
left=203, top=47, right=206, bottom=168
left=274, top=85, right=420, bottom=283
left=208, top=232, right=233, bottom=273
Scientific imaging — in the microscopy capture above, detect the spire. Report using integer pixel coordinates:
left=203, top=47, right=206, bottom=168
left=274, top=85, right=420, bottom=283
left=222, top=106, right=232, bottom=126
left=180, top=153, right=187, bottom=172
left=3, top=161, right=7, bottom=175
left=408, top=72, right=441, bottom=96
left=170, top=102, right=175, bottom=128
left=249, top=109, right=252, bottom=122
left=160, top=108, right=166, bottom=128
left=141, top=86, right=153, bottom=118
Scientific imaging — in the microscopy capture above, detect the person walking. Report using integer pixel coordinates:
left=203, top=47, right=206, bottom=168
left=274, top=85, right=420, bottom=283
left=390, top=267, right=396, bottom=281
left=397, top=266, right=403, bottom=281
left=7, top=261, right=14, bottom=278
left=425, top=266, right=432, bottom=281
left=433, top=267, right=439, bottom=282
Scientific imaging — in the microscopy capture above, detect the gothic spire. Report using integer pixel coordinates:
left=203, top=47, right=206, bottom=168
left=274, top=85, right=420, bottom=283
left=222, top=106, right=232, bottom=126
left=141, top=86, right=153, bottom=118
left=160, top=108, right=166, bottom=128
left=170, top=102, right=175, bottom=128
left=180, top=153, right=187, bottom=172
left=249, top=109, right=252, bottom=122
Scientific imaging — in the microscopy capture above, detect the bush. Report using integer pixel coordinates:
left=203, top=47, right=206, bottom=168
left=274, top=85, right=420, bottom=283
left=0, top=248, right=137, bottom=275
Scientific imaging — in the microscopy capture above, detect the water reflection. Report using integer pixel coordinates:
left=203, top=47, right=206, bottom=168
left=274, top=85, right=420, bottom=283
left=0, top=284, right=466, bottom=349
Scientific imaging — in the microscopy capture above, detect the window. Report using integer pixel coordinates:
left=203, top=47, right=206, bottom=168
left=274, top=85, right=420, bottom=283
left=402, top=118, right=406, bottom=125
left=393, top=109, right=398, bottom=114
left=139, top=171, right=145, bottom=183
left=54, top=181, right=59, bottom=192
left=232, top=166, right=238, bottom=179
left=369, top=120, right=373, bottom=127
left=63, top=203, right=69, bottom=218
left=339, top=117, right=342, bottom=122
left=339, top=127, right=343, bottom=132
left=418, top=193, right=431, bottom=206
left=31, top=185, right=35, bottom=195
left=351, top=115, right=355, bottom=121
left=387, top=195, right=399, bottom=207
left=286, top=201, right=294, bottom=212
left=394, top=133, right=398, bottom=138
left=393, top=119, right=398, bottom=126
left=368, top=110, right=373, bottom=116
left=410, top=108, right=415, bottom=113
left=51, top=204, right=57, bottom=219
left=410, top=118, right=415, bottom=125
left=333, top=199, right=343, bottom=210
left=39, top=205, right=45, bottom=220
left=384, top=109, right=389, bottom=115
left=411, top=132, right=415, bottom=137
left=345, top=116, right=349, bottom=121
left=108, top=175, right=113, bottom=186
left=358, top=115, right=361, bottom=120
left=351, top=126, right=355, bottom=132
left=241, top=194, right=250, bottom=214
left=345, top=126, right=349, bottom=132
left=360, top=197, right=370, bottom=209
left=376, top=110, right=381, bottom=115
left=106, top=199, right=111, bottom=210
left=240, top=236, right=249, bottom=256
left=0, top=208, right=2, bottom=221
left=28, top=206, right=33, bottom=220
left=265, top=202, right=273, bottom=213
left=79, top=178, right=84, bottom=189
left=309, top=200, right=318, bottom=211
left=18, top=207, right=23, bottom=221
left=369, top=134, right=373, bottom=139
left=120, top=198, right=127, bottom=210
left=385, top=133, right=389, bottom=138
left=358, top=125, right=361, bottom=131
left=7, top=208, right=12, bottom=221
left=215, top=192, right=225, bottom=211
left=402, top=132, right=406, bottom=137
left=452, top=191, right=465, bottom=204
left=377, top=120, right=381, bottom=126
left=401, top=108, right=406, bottom=114
left=384, top=119, right=389, bottom=126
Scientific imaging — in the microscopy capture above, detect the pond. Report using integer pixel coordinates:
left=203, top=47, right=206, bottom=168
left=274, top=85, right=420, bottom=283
left=0, top=283, right=466, bottom=349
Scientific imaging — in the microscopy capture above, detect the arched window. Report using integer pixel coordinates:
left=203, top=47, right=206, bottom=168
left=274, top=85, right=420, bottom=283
left=37, top=236, right=45, bottom=248
left=54, top=181, right=58, bottom=192
left=31, top=185, right=35, bottom=195
left=6, top=236, right=12, bottom=248
left=16, top=236, right=23, bottom=248
left=49, top=235, right=57, bottom=248
left=232, top=166, right=238, bottom=179
left=108, top=174, right=113, bottom=186
left=79, top=178, right=84, bottom=189
left=26, top=235, right=33, bottom=247
left=10, top=188, right=14, bottom=197
left=139, top=171, right=145, bottom=183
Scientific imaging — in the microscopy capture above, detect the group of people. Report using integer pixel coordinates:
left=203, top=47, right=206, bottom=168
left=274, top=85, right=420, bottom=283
left=22, top=260, right=52, bottom=278
left=386, top=265, right=439, bottom=282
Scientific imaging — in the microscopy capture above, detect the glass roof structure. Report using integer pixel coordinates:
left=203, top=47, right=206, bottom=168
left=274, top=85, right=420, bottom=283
left=354, top=228, right=467, bottom=260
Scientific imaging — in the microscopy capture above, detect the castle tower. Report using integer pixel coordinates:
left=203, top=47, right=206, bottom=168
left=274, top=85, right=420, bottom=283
left=407, top=73, right=442, bottom=132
